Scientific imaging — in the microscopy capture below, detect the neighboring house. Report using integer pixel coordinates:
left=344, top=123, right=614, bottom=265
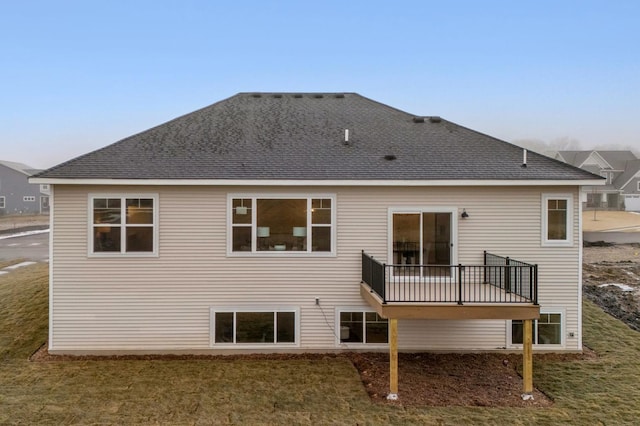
left=554, top=150, right=640, bottom=211
left=0, top=160, right=50, bottom=215
left=32, top=93, right=602, bottom=399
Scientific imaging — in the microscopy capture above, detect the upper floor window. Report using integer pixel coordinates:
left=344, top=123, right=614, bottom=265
left=40, top=184, right=50, bottom=192
left=229, top=195, right=335, bottom=255
left=90, top=195, right=158, bottom=256
left=541, top=194, right=573, bottom=247
left=0, top=196, right=5, bottom=208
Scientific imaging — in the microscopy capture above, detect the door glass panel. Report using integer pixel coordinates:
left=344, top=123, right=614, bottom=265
left=393, top=214, right=420, bottom=265
left=423, top=213, right=451, bottom=266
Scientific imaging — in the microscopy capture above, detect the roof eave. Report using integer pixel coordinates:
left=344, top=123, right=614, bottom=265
left=28, top=177, right=607, bottom=187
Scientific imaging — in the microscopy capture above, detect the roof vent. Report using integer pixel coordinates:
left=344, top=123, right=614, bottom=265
left=293, top=94, right=303, bottom=98
left=273, top=94, right=282, bottom=98
left=251, top=93, right=262, bottom=98
left=522, top=149, right=528, bottom=168
left=429, top=116, right=441, bottom=123
left=344, top=129, right=350, bottom=145
left=384, top=154, right=397, bottom=161
left=412, top=117, right=425, bottom=123
left=314, top=94, right=324, bottom=98
left=335, top=94, right=345, bottom=98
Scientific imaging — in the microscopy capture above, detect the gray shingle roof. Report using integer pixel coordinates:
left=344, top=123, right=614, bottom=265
left=37, top=93, right=599, bottom=181
left=614, top=159, right=640, bottom=189
left=0, top=160, right=40, bottom=176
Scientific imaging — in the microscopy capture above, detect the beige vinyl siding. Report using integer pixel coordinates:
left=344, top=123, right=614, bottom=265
left=50, top=185, right=581, bottom=353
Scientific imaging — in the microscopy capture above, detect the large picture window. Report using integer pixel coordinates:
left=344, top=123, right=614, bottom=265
left=511, top=312, right=563, bottom=346
left=541, top=194, right=573, bottom=246
left=229, top=195, right=334, bottom=254
left=90, top=195, right=157, bottom=255
left=211, top=309, right=297, bottom=345
left=338, top=310, right=388, bottom=344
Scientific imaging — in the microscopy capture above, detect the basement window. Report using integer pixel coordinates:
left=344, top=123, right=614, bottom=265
left=211, top=309, right=298, bottom=346
left=510, top=311, right=564, bottom=347
left=338, top=310, right=388, bottom=345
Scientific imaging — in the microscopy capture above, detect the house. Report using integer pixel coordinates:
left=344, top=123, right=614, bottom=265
left=0, top=160, right=50, bottom=215
left=554, top=150, right=640, bottom=211
left=31, top=93, right=603, bottom=399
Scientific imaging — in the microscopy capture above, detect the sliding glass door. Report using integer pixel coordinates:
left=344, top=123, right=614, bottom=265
left=392, top=211, right=454, bottom=276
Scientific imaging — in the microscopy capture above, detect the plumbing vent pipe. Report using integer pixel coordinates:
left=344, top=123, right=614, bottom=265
left=522, top=149, right=528, bottom=167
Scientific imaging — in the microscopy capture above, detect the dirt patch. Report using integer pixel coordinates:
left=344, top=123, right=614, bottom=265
left=583, top=245, right=640, bottom=332
left=349, top=352, right=555, bottom=407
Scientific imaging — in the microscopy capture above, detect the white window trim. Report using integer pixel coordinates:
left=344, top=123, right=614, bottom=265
left=87, top=193, right=159, bottom=257
left=637, top=181, right=640, bottom=192
left=335, top=307, right=389, bottom=348
left=541, top=193, right=573, bottom=247
left=387, top=206, right=459, bottom=267
left=0, top=196, right=4, bottom=208
left=209, top=307, right=300, bottom=348
left=227, top=193, right=337, bottom=257
left=507, top=307, right=566, bottom=349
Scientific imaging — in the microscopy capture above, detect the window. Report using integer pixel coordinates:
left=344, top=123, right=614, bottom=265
left=40, top=184, right=50, bottom=192
left=339, top=310, right=388, bottom=344
left=541, top=194, right=573, bottom=246
left=90, top=195, right=157, bottom=255
left=211, top=309, right=297, bottom=345
left=23, top=196, right=36, bottom=202
left=0, top=196, right=4, bottom=208
left=637, top=181, right=640, bottom=192
left=229, top=195, right=334, bottom=254
left=511, top=312, right=563, bottom=346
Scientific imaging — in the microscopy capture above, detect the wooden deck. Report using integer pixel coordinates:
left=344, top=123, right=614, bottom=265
left=360, top=282, right=540, bottom=320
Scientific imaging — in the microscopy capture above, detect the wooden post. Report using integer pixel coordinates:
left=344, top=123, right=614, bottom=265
left=522, top=318, right=534, bottom=399
left=387, top=318, right=399, bottom=400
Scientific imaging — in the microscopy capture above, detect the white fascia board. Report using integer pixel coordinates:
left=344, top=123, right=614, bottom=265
left=29, top=178, right=607, bottom=186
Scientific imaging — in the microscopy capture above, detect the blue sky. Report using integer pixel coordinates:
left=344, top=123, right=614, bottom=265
left=2, top=0, right=639, bottom=169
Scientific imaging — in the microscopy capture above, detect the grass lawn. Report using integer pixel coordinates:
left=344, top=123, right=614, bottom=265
left=2, top=265, right=640, bottom=424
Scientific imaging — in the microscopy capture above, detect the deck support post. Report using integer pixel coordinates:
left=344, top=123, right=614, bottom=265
left=522, top=318, right=534, bottom=400
left=387, top=318, right=399, bottom=400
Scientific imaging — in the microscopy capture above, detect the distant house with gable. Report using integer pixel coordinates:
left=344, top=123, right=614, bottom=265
left=0, top=160, right=50, bottom=215
left=554, top=150, right=640, bottom=211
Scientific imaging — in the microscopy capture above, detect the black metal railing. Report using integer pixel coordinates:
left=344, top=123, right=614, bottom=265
left=361, top=251, right=538, bottom=305
left=484, top=251, right=538, bottom=304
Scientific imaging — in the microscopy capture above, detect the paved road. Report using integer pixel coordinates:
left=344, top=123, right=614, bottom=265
left=0, top=232, right=49, bottom=262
